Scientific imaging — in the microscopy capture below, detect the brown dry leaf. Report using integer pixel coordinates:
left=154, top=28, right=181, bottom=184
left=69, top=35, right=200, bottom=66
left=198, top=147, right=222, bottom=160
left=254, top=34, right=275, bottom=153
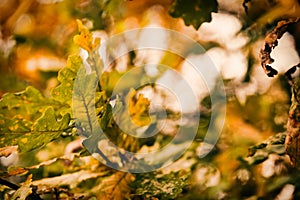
left=0, top=145, right=18, bottom=157
left=286, top=137, right=300, bottom=169
left=8, top=167, right=28, bottom=176
left=98, top=172, right=134, bottom=200
left=32, top=170, right=109, bottom=189
left=260, top=18, right=299, bottom=77
left=7, top=154, right=80, bottom=177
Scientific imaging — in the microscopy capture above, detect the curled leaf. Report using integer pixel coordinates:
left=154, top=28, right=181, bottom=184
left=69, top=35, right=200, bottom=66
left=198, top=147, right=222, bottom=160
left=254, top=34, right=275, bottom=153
left=260, top=18, right=299, bottom=77
left=73, top=19, right=100, bottom=52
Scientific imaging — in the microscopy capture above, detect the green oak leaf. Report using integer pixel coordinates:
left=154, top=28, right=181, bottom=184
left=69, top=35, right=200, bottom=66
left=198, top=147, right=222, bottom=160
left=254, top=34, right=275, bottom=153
left=73, top=67, right=100, bottom=136
left=0, top=86, right=46, bottom=120
left=18, top=107, right=71, bottom=152
left=0, top=107, right=70, bottom=152
left=33, top=106, right=70, bottom=132
left=0, top=86, right=67, bottom=120
left=73, top=67, right=116, bottom=162
left=73, top=67, right=112, bottom=134
left=169, top=0, right=218, bottom=30
left=52, top=55, right=82, bottom=106
left=0, top=114, right=32, bottom=133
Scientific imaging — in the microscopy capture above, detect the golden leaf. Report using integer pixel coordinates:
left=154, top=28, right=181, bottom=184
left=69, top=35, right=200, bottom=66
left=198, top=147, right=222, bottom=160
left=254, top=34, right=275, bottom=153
left=98, top=172, right=134, bottom=200
left=73, top=19, right=94, bottom=52
left=127, top=89, right=151, bottom=126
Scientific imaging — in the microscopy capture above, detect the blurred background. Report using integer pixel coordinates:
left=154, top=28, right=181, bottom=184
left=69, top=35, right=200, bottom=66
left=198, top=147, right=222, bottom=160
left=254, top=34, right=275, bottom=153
left=1, top=0, right=300, bottom=199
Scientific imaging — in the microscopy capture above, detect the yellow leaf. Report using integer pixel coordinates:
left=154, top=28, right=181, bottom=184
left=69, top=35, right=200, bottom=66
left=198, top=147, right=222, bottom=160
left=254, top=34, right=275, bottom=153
left=73, top=19, right=94, bottom=52
left=127, top=89, right=151, bottom=126
left=98, top=172, right=134, bottom=200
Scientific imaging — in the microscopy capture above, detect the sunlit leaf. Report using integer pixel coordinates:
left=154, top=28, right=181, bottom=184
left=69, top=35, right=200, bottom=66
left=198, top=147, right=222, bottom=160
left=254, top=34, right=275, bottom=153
left=0, top=114, right=32, bottom=134
left=18, top=107, right=70, bottom=152
left=51, top=55, right=82, bottom=107
left=73, top=19, right=96, bottom=52
left=0, top=86, right=59, bottom=120
left=33, top=107, right=70, bottom=132
left=98, top=172, right=134, bottom=200
left=0, top=107, right=70, bottom=152
left=0, top=86, right=71, bottom=152
left=73, top=67, right=100, bottom=136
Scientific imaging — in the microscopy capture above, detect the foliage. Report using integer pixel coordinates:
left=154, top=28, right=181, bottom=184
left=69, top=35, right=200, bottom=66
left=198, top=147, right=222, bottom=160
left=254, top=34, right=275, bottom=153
left=0, top=0, right=300, bottom=199
left=0, top=86, right=72, bottom=152
left=98, top=172, right=134, bottom=200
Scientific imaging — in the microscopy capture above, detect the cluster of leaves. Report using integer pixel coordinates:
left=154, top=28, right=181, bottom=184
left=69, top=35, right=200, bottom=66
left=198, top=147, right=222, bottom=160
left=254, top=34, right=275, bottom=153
left=0, top=19, right=196, bottom=199
left=1, top=0, right=300, bottom=199
left=0, top=55, right=83, bottom=198
left=0, top=20, right=103, bottom=199
left=0, top=75, right=75, bottom=153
